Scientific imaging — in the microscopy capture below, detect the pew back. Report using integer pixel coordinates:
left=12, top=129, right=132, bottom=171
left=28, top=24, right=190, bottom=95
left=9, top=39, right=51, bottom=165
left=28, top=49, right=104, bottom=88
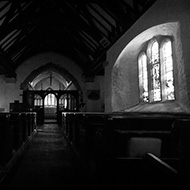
left=62, top=112, right=189, bottom=159
left=0, top=112, right=37, bottom=166
left=61, top=111, right=190, bottom=188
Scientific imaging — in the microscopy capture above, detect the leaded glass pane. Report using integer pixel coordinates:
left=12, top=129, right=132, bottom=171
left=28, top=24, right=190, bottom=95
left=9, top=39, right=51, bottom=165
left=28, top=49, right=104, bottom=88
left=149, top=40, right=161, bottom=101
left=138, top=53, right=149, bottom=102
left=162, top=39, right=175, bottom=100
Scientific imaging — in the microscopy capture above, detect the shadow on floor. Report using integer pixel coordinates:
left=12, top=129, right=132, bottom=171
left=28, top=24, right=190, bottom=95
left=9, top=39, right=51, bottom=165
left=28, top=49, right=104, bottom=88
left=2, top=124, right=100, bottom=190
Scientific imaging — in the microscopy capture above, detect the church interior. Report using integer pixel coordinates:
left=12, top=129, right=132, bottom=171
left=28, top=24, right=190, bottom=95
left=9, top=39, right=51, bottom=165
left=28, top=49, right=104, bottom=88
left=1, top=0, right=190, bottom=189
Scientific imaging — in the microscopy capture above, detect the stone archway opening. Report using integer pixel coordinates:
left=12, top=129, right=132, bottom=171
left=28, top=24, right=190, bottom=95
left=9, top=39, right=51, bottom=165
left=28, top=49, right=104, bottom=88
left=22, top=63, right=81, bottom=124
left=44, top=93, right=57, bottom=120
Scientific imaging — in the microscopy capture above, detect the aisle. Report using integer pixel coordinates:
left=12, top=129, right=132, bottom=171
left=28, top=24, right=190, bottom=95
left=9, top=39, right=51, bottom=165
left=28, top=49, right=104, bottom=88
left=5, top=124, right=96, bottom=190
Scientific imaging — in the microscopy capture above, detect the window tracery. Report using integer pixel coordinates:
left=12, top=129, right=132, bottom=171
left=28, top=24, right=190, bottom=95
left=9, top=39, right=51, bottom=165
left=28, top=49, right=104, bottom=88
left=138, top=37, right=175, bottom=103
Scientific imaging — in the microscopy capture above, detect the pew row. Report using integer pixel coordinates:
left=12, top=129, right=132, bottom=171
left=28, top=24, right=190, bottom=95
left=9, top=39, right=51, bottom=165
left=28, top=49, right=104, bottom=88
left=61, top=112, right=190, bottom=189
left=61, top=112, right=189, bottom=159
left=0, top=112, right=37, bottom=185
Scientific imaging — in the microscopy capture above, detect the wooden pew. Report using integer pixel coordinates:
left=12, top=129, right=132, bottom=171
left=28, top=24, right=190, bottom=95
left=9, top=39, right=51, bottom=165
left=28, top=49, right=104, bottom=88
left=99, top=155, right=179, bottom=189
left=0, top=112, right=37, bottom=186
left=10, top=113, right=23, bottom=151
left=62, top=112, right=108, bottom=160
left=0, top=113, right=12, bottom=166
left=107, top=112, right=189, bottom=157
left=61, top=111, right=187, bottom=159
left=173, top=119, right=190, bottom=189
left=145, top=153, right=178, bottom=189
left=61, top=111, right=190, bottom=188
left=9, top=112, right=37, bottom=150
left=0, top=112, right=37, bottom=165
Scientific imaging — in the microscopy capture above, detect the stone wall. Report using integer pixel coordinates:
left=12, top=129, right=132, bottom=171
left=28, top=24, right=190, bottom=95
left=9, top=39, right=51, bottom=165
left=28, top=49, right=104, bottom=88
left=105, top=0, right=190, bottom=113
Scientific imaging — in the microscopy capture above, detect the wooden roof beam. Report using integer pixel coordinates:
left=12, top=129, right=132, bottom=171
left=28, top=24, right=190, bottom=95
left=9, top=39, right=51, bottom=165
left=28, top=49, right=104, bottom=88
left=79, top=3, right=107, bottom=38
left=56, top=1, right=102, bottom=42
left=87, top=3, right=118, bottom=41
left=0, top=0, right=44, bottom=41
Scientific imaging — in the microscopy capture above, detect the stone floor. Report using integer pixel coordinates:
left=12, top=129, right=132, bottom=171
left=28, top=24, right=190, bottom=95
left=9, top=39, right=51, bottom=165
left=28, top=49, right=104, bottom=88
left=4, top=124, right=98, bottom=190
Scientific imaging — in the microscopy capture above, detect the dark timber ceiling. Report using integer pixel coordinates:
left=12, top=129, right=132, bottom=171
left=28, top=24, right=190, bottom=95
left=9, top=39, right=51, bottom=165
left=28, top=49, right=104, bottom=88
left=0, top=0, right=156, bottom=78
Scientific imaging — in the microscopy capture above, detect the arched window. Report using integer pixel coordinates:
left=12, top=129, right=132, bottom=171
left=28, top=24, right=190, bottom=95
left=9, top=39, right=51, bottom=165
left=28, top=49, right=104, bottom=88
left=59, top=94, right=77, bottom=111
left=59, top=94, right=67, bottom=109
left=44, top=93, right=57, bottom=107
left=34, top=94, right=43, bottom=106
left=148, top=39, right=161, bottom=102
left=161, top=39, right=175, bottom=100
left=138, top=52, right=148, bottom=102
left=138, top=37, right=175, bottom=103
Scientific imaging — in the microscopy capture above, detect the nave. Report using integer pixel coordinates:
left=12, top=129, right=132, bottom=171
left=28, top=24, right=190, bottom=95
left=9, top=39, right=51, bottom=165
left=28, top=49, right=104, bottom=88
left=2, top=123, right=97, bottom=190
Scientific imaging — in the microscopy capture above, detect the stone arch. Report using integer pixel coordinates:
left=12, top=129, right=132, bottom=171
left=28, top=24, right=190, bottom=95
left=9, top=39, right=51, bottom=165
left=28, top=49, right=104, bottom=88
left=20, top=62, right=81, bottom=90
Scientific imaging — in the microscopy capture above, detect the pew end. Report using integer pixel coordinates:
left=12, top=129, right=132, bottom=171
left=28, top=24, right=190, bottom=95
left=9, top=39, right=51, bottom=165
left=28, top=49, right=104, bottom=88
left=145, top=153, right=179, bottom=189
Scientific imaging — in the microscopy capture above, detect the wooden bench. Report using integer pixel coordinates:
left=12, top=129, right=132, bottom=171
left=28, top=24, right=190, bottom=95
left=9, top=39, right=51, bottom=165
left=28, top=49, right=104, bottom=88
left=62, top=112, right=108, bottom=160
left=61, top=111, right=190, bottom=188
left=9, top=112, right=37, bottom=150
left=145, top=153, right=178, bottom=189
left=0, top=112, right=37, bottom=164
left=0, top=112, right=37, bottom=187
left=106, top=112, right=189, bottom=158
left=173, top=119, right=190, bottom=189
left=62, top=112, right=188, bottom=158
left=0, top=113, right=12, bottom=166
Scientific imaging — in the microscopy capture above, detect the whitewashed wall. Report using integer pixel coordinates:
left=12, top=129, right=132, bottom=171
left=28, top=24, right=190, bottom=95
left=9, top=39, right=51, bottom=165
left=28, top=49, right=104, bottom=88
left=105, top=0, right=190, bottom=113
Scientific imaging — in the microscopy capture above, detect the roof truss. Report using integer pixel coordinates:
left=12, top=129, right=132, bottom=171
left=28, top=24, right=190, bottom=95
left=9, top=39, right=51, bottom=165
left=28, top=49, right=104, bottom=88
left=0, top=0, right=156, bottom=77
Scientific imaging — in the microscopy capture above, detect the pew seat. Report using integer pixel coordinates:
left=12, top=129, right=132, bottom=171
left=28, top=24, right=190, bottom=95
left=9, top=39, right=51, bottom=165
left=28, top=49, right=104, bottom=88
left=96, top=154, right=179, bottom=189
left=61, top=111, right=190, bottom=189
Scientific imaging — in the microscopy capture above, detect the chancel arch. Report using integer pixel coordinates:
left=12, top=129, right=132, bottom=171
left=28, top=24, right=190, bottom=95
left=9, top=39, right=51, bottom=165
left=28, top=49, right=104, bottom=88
left=20, top=62, right=81, bottom=91
left=22, top=62, right=80, bottom=124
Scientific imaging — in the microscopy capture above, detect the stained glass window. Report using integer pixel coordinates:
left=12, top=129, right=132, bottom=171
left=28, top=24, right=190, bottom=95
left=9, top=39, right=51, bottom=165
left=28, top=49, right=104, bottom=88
left=149, top=40, right=161, bottom=102
left=161, top=39, right=175, bottom=100
left=138, top=37, right=175, bottom=103
left=138, top=53, right=149, bottom=102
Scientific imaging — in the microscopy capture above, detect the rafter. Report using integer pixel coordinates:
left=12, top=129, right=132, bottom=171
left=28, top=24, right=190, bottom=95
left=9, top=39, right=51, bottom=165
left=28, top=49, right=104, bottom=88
left=87, top=3, right=117, bottom=41
left=84, top=0, right=157, bottom=76
left=0, top=0, right=44, bottom=42
left=0, top=0, right=157, bottom=77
